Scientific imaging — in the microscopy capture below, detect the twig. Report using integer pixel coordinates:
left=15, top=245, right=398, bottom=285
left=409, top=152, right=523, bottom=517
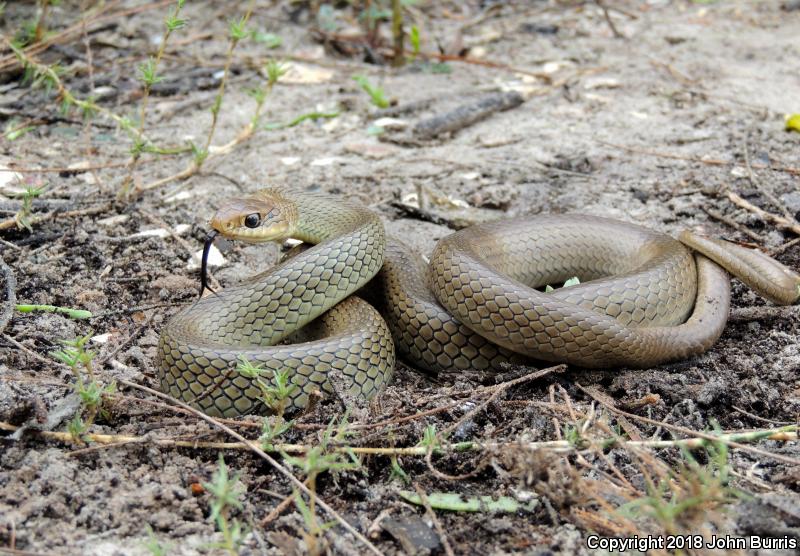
left=771, top=236, right=800, bottom=256
left=731, top=406, right=793, bottom=426
left=728, top=305, right=800, bottom=322
left=599, top=141, right=800, bottom=176
left=413, top=91, right=525, bottom=139
left=0, top=162, right=129, bottom=174
left=259, top=479, right=311, bottom=527
left=439, top=365, right=563, bottom=437
left=702, top=207, right=764, bottom=243
left=2, top=334, right=66, bottom=369
left=743, top=138, right=796, bottom=222
left=0, top=255, right=16, bottom=334
left=726, top=191, right=800, bottom=236
left=3, top=421, right=793, bottom=458
left=596, top=0, right=623, bottom=38
left=115, top=380, right=385, bottom=556
left=577, top=384, right=800, bottom=466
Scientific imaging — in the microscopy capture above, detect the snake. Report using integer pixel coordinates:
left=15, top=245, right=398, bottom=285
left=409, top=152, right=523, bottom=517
left=156, top=187, right=800, bottom=417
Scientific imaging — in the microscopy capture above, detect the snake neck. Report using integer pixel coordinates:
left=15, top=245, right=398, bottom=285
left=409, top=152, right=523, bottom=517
left=288, top=189, right=376, bottom=245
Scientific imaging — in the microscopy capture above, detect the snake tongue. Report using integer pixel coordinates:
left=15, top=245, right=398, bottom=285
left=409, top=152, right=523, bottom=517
left=199, top=230, right=220, bottom=298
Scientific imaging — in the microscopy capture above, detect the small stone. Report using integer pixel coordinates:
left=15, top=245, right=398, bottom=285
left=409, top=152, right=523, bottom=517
left=0, top=164, right=23, bottom=193
left=281, top=63, right=334, bottom=84
left=344, top=142, right=398, bottom=159
left=584, top=77, right=621, bottom=90
left=164, top=190, right=194, bottom=203
left=310, top=157, right=344, bottom=167
left=97, top=214, right=130, bottom=227
left=373, top=117, right=407, bottom=130
left=780, top=191, right=800, bottom=215
left=90, top=333, right=113, bottom=344
left=280, top=157, right=301, bottom=166
left=187, top=244, right=225, bottom=270
left=132, top=228, right=169, bottom=238
left=91, top=86, right=116, bottom=100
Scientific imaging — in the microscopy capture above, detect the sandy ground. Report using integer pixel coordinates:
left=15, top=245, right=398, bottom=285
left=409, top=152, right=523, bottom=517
left=1, top=1, right=800, bottom=554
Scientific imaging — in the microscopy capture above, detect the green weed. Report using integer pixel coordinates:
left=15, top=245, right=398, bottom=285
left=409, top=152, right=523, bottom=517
left=282, top=412, right=361, bottom=552
left=52, top=332, right=115, bottom=439
left=204, top=455, right=246, bottom=555
left=353, top=74, right=390, bottom=108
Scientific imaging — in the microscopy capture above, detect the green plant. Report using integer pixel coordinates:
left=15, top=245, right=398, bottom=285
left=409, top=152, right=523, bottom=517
left=142, top=524, right=171, bottom=556
left=409, top=24, right=420, bottom=61
left=352, top=74, right=390, bottom=108
left=3, top=118, right=36, bottom=141
left=236, top=356, right=298, bottom=450
left=16, top=304, right=92, bottom=319
left=418, top=424, right=440, bottom=453
left=52, top=332, right=115, bottom=438
left=195, top=1, right=256, bottom=168
left=119, top=0, right=187, bottom=197
left=10, top=183, right=47, bottom=231
left=235, top=356, right=297, bottom=417
left=203, top=455, right=246, bottom=555
left=282, top=412, right=361, bottom=552
left=246, top=60, right=289, bottom=129
left=619, top=439, right=743, bottom=535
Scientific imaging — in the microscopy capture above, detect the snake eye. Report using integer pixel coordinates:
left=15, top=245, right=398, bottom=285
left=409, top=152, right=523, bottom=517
left=244, top=213, right=261, bottom=228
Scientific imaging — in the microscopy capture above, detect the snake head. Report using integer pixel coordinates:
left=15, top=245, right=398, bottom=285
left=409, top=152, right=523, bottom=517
left=210, top=189, right=297, bottom=243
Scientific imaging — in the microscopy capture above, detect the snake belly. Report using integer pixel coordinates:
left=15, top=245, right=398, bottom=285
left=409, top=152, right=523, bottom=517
left=157, top=189, right=394, bottom=417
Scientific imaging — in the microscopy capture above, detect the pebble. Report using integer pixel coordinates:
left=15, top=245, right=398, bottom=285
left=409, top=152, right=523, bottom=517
left=187, top=244, right=225, bottom=270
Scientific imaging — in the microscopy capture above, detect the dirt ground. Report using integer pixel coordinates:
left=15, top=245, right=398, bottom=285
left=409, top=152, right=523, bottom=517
left=1, top=1, right=800, bottom=554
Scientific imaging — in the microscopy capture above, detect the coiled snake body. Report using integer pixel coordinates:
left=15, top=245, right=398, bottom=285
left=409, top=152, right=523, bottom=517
left=157, top=188, right=800, bottom=417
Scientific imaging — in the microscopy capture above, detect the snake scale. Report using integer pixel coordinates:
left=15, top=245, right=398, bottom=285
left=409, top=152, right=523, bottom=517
left=157, top=187, right=800, bottom=417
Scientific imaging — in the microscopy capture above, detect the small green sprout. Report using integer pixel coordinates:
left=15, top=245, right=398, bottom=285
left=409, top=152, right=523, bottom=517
left=389, top=455, right=410, bottom=484
left=3, top=119, right=35, bottom=141
left=191, top=143, right=209, bottom=167
left=282, top=413, right=361, bottom=550
left=67, top=414, right=87, bottom=439
left=137, top=57, right=163, bottom=87
left=259, top=416, right=294, bottom=450
left=142, top=524, right=172, bottom=556
left=203, top=455, right=246, bottom=556
left=265, top=59, right=288, bottom=85
left=10, top=183, right=47, bottom=232
left=228, top=16, right=250, bottom=42
left=52, top=332, right=115, bottom=438
left=352, top=75, right=390, bottom=109
left=51, top=331, right=96, bottom=375
left=417, top=424, right=440, bottom=452
left=236, top=356, right=298, bottom=415
left=409, top=25, right=420, bottom=60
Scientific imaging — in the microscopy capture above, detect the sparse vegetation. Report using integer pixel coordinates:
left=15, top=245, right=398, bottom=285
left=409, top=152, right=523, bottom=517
left=51, top=332, right=115, bottom=439
left=203, top=456, right=246, bottom=555
left=1, top=1, right=799, bottom=555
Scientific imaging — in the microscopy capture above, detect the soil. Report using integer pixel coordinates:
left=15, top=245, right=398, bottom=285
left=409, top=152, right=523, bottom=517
left=1, top=1, right=800, bottom=555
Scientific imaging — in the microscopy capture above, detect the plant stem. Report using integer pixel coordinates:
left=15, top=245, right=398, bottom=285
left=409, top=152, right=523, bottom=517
left=120, top=0, right=186, bottom=197
left=391, top=0, right=404, bottom=66
left=198, top=0, right=256, bottom=168
left=1, top=422, right=795, bottom=460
